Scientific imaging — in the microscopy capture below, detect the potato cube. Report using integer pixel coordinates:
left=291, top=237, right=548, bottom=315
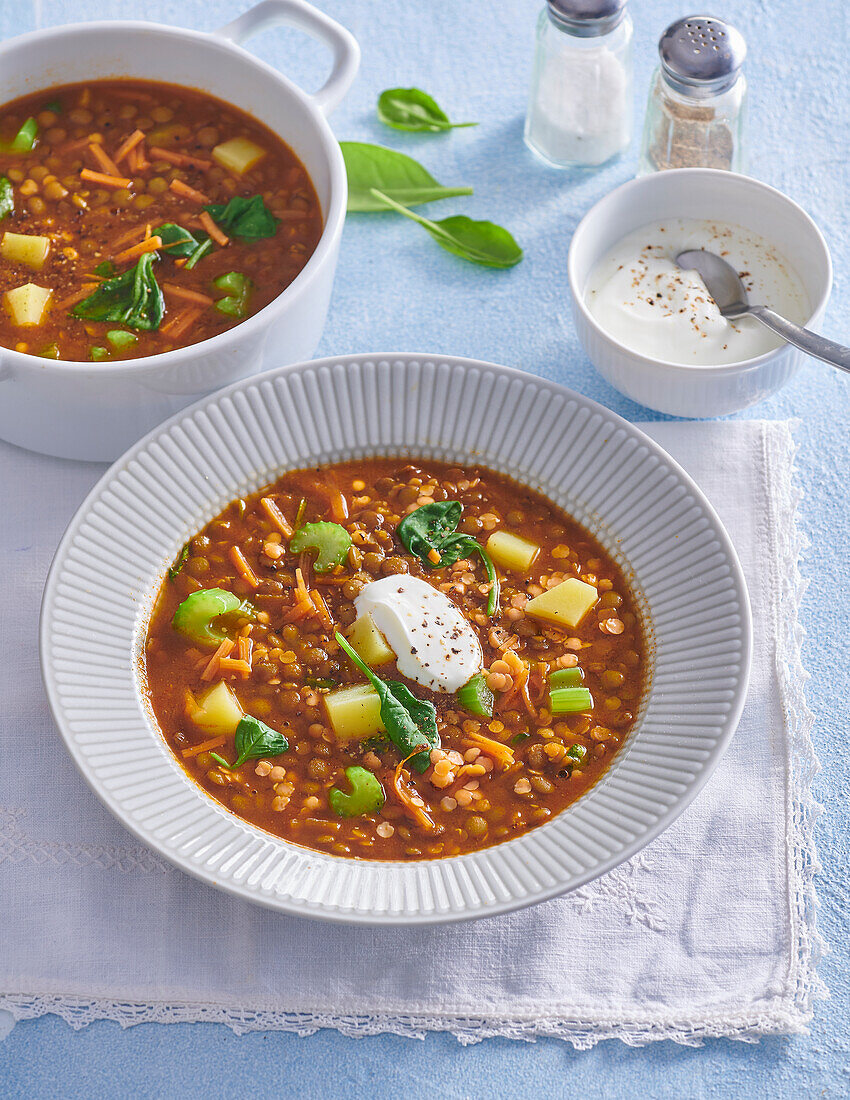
left=4, top=282, right=52, bottom=326
left=1, top=232, right=50, bottom=270
left=190, top=681, right=242, bottom=736
left=324, top=683, right=385, bottom=743
left=486, top=530, right=540, bottom=573
left=525, top=577, right=598, bottom=629
left=348, top=613, right=395, bottom=666
left=212, top=138, right=266, bottom=176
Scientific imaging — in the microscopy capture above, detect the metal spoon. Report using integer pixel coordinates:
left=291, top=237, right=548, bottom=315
left=675, top=249, right=850, bottom=374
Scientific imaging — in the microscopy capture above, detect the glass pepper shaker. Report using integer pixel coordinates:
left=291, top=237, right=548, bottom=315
left=638, top=15, right=747, bottom=175
left=524, top=0, right=633, bottom=169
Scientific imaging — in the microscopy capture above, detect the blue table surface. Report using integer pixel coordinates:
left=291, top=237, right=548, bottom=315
left=4, top=1, right=849, bottom=1097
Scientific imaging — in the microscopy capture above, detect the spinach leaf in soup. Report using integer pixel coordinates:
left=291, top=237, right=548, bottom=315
left=397, top=501, right=501, bottom=616
left=210, top=715, right=289, bottom=771
left=369, top=189, right=522, bottom=269
left=335, top=633, right=440, bottom=773
left=204, top=195, right=280, bottom=242
left=72, top=252, right=165, bottom=331
left=377, top=87, right=477, bottom=133
left=154, top=222, right=213, bottom=268
left=397, top=501, right=463, bottom=561
left=340, top=142, right=473, bottom=212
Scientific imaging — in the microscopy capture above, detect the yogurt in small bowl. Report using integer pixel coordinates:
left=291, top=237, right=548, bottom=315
left=568, top=170, right=832, bottom=417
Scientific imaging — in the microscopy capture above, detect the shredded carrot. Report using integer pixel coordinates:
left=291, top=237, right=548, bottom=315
left=310, top=588, right=334, bottom=631
left=80, top=168, right=133, bottom=189
left=283, top=599, right=312, bottom=623
left=392, top=753, right=439, bottom=832
left=61, top=132, right=102, bottom=154
left=110, top=223, right=149, bottom=251
left=260, top=497, right=293, bottom=537
left=497, top=660, right=529, bottom=712
left=161, top=307, right=202, bottom=340
left=237, top=636, right=253, bottom=665
left=199, top=210, right=229, bottom=247
left=161, top=282, right=214, bottom=306
left=229, top=545, right=259, bottom=588
left=136, top=142, right=150, bottom=171
left=144, top=223, right=152, bottom=240
left=54, top=283, right=99, bottom=311
left=127, top=144, right=140, bottom=173
left=201, top=638, right=235, bottom=682
left=218, top=657, right=252, bottom=676
left=463, top=730, right=515, bottom=769
left=113, top=128, right=145, bottom=164
left=181, top=735, right=227, bottom=759
left=519, top=673, right=539, bottom=720
left=149, top=145, right=213, bottom=170
left=284, top=567, right=315, bottom=622
left=88, top=142, right=121, bottom=177
left=113, top=235, right=162, bottom=264
left=169, top=178, right=211, bottom=204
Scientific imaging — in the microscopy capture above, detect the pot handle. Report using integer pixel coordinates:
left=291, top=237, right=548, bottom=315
left=214, top=0, right=359, bottom=115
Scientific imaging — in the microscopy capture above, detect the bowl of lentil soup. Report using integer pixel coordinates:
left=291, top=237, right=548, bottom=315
left=42, top=354, right=751, bottom=924
left=0, top=2, right=358, bottom=459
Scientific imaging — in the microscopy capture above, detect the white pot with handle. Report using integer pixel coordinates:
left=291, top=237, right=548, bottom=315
left=0, top=0, right=359, bottom=460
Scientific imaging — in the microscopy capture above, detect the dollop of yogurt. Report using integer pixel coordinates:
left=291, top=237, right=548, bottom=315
left=354, top=574, right=482, bottom=694
left=585, top=218, right=808, bottom=366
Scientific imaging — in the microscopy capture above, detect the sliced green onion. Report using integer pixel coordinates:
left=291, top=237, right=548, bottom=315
left=213, top=271, right=253, bottom=318
left=329, top=766, right=385, bottom=817
left=456, top=671, right=494, bottom=718
left=89, top=346, right=109, bottom=362
left=10, top=118, right=38, bottom=154
left=289, top=521, right=352, bottom=573
left=549, top=686, right=593, bottom=715
left=106, top=329, right=138, bottom=352
left=172, top=587, right=256, bottom=647
left=550, top=667, right=584, bottom=689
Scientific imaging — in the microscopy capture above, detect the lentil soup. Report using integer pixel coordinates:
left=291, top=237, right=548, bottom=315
left=144, top=459, right=646, bottom=861
left=0, top=79, right=321, bottom=360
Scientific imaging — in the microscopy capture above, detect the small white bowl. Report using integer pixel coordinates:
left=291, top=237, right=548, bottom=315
left=568, top=169, right=832, bottom=418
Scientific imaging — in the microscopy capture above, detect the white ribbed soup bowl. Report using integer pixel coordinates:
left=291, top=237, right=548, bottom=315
left=41, top=354, right=752, bottom=924
left=568, top=169, right=832, bottom=417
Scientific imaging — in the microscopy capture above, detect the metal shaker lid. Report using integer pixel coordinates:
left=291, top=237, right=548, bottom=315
left=547, top=0, right=629, bottom=38
left=659, top=16, right=746, bottom=97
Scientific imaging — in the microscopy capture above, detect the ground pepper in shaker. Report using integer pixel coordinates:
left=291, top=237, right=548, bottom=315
left=524, top=0, right=633, bottom=169
left=638, top=15, right=747, bottom=174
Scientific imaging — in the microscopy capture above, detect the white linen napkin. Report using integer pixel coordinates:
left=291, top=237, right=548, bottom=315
left=0, top=420, right=824, bottom=1047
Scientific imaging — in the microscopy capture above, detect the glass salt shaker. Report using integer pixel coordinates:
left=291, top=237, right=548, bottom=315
left=638, top=16, right=747, bottom=175
left=524, top=0, right=633, bottom=169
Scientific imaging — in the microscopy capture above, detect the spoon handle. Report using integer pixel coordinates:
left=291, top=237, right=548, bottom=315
left=749, top=306, right=850, bottom=375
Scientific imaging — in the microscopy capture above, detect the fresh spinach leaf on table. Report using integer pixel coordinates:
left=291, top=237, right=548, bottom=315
left=397, top=501, right=501, bottom=615
left=341, top=142, right=473, bottom=212
left=369, top=188, right=522, bottom=269
left=377, top=87, right=477, bottom=133
left=72, top=252, right=165, bottom=331
left=335, top=633, right=440, bottom=773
